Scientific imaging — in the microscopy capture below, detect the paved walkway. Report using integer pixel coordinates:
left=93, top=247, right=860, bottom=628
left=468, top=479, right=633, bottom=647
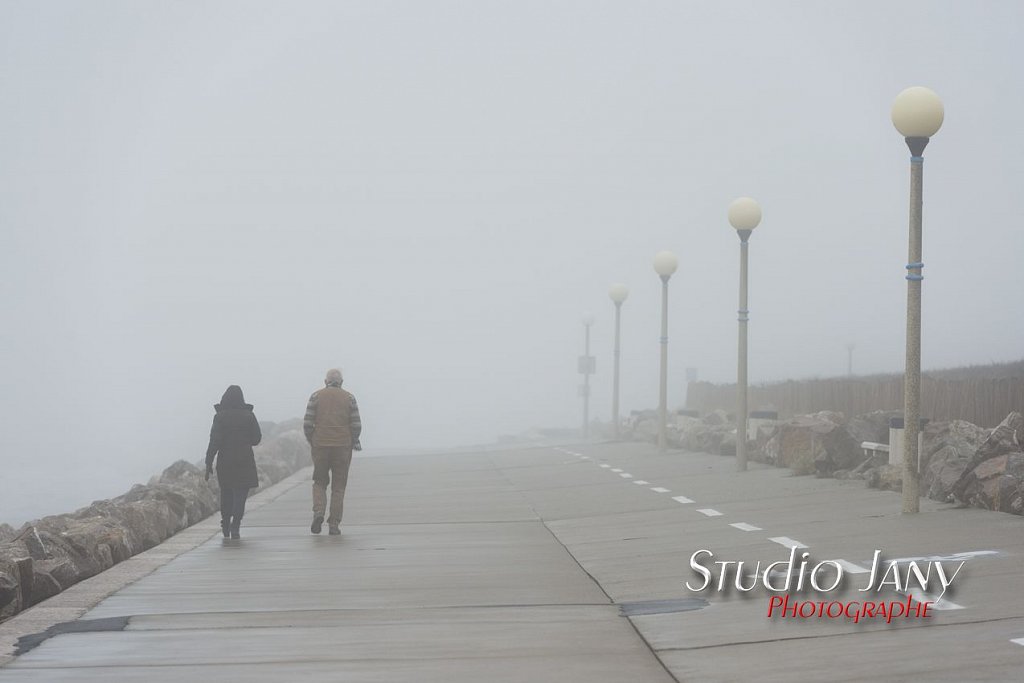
left=2, top=442, right=1024, bottom=681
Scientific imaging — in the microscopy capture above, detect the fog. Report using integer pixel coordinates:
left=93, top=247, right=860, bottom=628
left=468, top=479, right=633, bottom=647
left=2, top=1, right=1022, bottom=525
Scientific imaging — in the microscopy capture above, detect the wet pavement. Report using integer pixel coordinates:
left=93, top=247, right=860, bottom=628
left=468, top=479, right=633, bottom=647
left=2, top=442, right=1023, bottom=681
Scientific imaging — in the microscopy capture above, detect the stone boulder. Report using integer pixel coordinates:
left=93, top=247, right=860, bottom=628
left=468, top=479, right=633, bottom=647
left=955, top=452, right=1024, bottom=514
left=631, top=417, right=658, bottom=444
left=751, top=421, right=781, bottom=464
left=665, top=416, right=701, bottom=449
left=255, top=430, right=311, bottom=483
left=847, top=410, right=902, bottom=446
left=952, top=412, right=1024, bottom=503
left=718, top=430, right=738, bottom=457
left=702, top=409, right=730, bottom=427
left=866, top=464, right=903, bottom=492
left=0, top=555, right=33, bottom=620
left=761, top=411, right=861, bottom=476
left=0, top=523, right=14, bottom=543
left=919, top=420, right=988, bottom=502
left=269, top=417, right=304, bottom=437
left=622, top=410, right=658, bottom=443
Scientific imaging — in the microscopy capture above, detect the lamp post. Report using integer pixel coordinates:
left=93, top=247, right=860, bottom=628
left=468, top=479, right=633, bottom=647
left=609, top=284, right=629, bottom=439
left=653, top=251, right=678, bottom=453
left=581, top=314, right=595, bottom=440
left=891, top=86, right=944, bottom=514
left=728, top=197, right=762, bottom=471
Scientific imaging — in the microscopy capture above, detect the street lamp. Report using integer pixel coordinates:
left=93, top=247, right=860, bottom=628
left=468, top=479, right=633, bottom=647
left=581, top=314, right=595, bottom=440
left=653, top=251, right=678, bottom=453
left=728, top=197, right=762, bottom=472
left=891, top=86, right=943, bottom=514
left=608, top=283, right=629, bottom=439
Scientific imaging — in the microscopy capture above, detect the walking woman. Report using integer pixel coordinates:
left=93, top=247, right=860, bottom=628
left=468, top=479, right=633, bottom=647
left=205, top=385, right=262, bottom=539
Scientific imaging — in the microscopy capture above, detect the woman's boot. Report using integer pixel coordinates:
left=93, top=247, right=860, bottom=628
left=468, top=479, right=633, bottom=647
left=230, top=518, right=241, bottom=539
left=221, top=518, right=231, bottom=538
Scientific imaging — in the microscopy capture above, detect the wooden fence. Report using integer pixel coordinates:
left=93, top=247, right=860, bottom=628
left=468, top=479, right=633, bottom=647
left=686, top=376, right=1024, bottom=428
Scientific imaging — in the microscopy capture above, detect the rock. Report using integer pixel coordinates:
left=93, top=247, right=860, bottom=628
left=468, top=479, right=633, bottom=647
left=269, top=417, right=304, bottom=437
left=27, top=568, right=61, bottom=606
left=919, top=420, right=988, bottom=502
left=718, top=431, right=737, bottom=456
left=702, top=409, right=730, bottom=427
left=0, top=568, right=18, bottom=614
left=866, top=464, right=903, bottom=492
left=952, top=412, right=1024, bottom=502
left=956, top=452, right=1024, bottom=514
left=631, top=418, right=658, bottom=444
left=761, top=412, right=860, bottom=476
left=159, top=459, right=205, bottom=483
left=0, top=556, right=33, bottom=619
left=0, top=524, right=15, bottom=543
left=847, top=410, right=902, bottom=445
left=666, top=416, right=703, bottom=450
left=753, top=422, right=780, bottom=461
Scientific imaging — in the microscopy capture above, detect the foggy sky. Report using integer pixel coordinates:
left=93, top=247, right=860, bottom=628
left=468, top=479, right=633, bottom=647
left=2, top=1, right=1023, bottom=524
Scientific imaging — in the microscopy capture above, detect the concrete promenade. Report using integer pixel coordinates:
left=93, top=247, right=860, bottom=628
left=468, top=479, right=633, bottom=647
left=2, top=442, right=1024, bottom=681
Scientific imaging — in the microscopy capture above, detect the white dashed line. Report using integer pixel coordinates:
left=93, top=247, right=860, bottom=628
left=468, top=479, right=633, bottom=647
left=600, top=465, right=611, bottom=469
left=619, top=473, right=633, bottom=478
left=1011, top=638, right=1024, bottom=646
left=730, top=522, right=762, bottom=531
left=611, top=468, right=623, bottom=473
left=696, top=508, right=723, bottom=517
left=632, top=480, right=650, bottom=485
left=650, top=487, right=670, bottom=493
left=769, top=537, right=808, bottom=549
left=671, top=496, right=694, bottom=504
left=833, top=559, right=870, bottom=574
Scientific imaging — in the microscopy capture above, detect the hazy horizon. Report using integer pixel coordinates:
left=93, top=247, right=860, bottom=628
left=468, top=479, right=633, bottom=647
left=3, top=1, right=1023, bottom=525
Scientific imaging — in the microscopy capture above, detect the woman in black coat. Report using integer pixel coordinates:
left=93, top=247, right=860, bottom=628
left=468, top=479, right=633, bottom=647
left=205, top=385, right=262, bottom=539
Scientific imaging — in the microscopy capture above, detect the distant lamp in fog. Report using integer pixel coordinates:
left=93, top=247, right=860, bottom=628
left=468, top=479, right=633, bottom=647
left=728, top=197, right=762, bottom=232
left=891, top=87, right=944, bottom=139
left=608, top=284, right=629, bottom=439
left=608, top=283, right=629, bottom=305
left=653, top=250, right=678, bottom=453
left=728, top=197, right=761, bottom=472
left=653, top=251, right=679, bottom=278
left=892, top=86, right=943, bottom=515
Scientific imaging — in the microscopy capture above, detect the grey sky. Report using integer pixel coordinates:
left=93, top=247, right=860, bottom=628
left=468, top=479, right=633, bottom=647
left=2, top=1, right=1022, bottom=523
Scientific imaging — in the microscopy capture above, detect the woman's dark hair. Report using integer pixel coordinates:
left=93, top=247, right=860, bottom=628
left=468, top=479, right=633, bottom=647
left=219, top=385, right=246, bottom=409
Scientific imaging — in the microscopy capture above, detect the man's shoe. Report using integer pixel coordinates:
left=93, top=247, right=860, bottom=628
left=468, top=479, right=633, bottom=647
left=328, top=525, right=341, bottom=536
left=221, top=519, right=230, bottom=538
left=230, top=520, right=241, bottom=540
left=311, top=515, right=324, bottom=534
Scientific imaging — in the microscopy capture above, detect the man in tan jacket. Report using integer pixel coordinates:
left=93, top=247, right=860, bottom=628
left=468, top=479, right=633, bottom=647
left=303, top=368, right=362, bottom=535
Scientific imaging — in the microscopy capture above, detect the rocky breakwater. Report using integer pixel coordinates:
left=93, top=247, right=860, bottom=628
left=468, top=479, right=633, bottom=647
left=622, top=405, right=1024, bottom=518
left=756, top=410, right=1024, bottom=516
left=0, top=419, right=310, bottom=623
left=623, top=409, right=738, bottom=454
left=946, top=412, right=1024, bottom=513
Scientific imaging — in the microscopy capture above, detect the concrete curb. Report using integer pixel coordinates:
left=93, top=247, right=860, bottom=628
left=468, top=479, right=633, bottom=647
left=0, top=466, right=312, bottom=666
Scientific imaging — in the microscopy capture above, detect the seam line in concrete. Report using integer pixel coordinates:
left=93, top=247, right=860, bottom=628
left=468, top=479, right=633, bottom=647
left=652, top=614, right=1024, bottom=653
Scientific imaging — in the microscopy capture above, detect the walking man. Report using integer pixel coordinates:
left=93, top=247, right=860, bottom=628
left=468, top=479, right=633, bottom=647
left=304, top=368, right=362, bottom=535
